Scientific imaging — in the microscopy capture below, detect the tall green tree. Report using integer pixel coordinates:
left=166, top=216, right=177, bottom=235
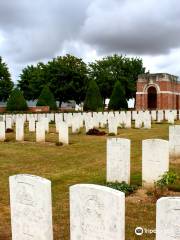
left=0, top=57, right=14, bottom=101
left=18, top=54, right=88, bottom=105
left=89, top=54, right=146, bottom=102
left=36, top=85, right=57, bottom=110
left=83, top=79, right=103, bottom=111
left=108, top=81, right=128, bottom=110
left=6, top=88, right=28, bottom=111
left=44, top=54, right=88, bottom=105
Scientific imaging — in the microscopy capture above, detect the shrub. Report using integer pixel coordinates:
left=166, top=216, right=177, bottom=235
left=37, top=85, right=57, bottom=110
left=86, top=128, right=106, bottom=136
left=5, top=128, right=14, bottom=133
left=83, top=79, right=103, bottom=111
left=155, top=171, right=178, bottom=189
left=55, top=142, right=63, bottom=146
left=6, top=88, right=28, bottom=111
left=151, top=171, right=178, bottom=200
left=106, top=181, right=137, bottom=196
left=108, top=80, right=128, bottom=110
left=108, top=132, right=116, bottom=136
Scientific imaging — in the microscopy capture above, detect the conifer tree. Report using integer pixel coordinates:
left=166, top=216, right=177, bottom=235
left=109, top=81, right=128, bottom=110
left=36, top=85, right=57, bottom=110
left=83, top=80, right=103, bottom=111
left=6, top=88, right=28, bottom=111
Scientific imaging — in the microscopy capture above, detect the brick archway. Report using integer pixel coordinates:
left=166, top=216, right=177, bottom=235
left=147, top=86, right=157, bottom=109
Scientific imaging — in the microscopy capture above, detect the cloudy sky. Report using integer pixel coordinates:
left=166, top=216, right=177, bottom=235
left=0, top=0, right=180, bottom=82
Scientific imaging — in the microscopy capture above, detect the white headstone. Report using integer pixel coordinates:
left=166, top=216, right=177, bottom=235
left=143, top=113, right=151, bottom=129
left=9, top=174, right=53, bottom=240
left=135, top=115, right=142, bottom=128
left=142, top=139, right=169, bottom=187
left=16, top=118, right=24, bottom=141
left=156, top=197, right=180, bottom=240
left=6, top=117, right=12, bottom=129
left=29, top=118, right=36, bottom=132
left=108, top=117, right=118, bottom=135
left=169, top=125, right=180, bottom=158
left=151, top=110, right=157, bottom=121
left=157, top=110, right=164, bottom=122
left=36, top=122, right=45, bottom=142
left=132, top=110, right=137, bottom=120
left=41, top=118, right=49, bottom=133
left=70, top=184, right=125, bottom=240
left=59, top=122, right=69, bottom=144
left=107, top=138, right=130, bottom=184
left=125, top=111, right=131, bottom=128
left=72, top=118, right=80, bottom=133
left=0, top=121, right=5, bottom=141
left=167, top=112, right=175, bottom=124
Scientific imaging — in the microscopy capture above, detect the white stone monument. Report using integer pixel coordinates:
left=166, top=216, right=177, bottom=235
left=16, top=118, right=24, bottom=141
left=135, top=115, right=142, bottom=128
left=156, top=197, right=180, bottom=240
left=9, top=174, right=53, bottom=240
left=125, top=111, right=131, bottom=128
left=59, top=122, right=69, bottom=144
left=107, top=138, right=130, bottom=184
left=29, top=118, right=36, bottom=132
left=6, top=117, right=12, bottom=129
left=36, top=122, right=45, bottom=142
left=108, top=117, right=118, bottom=135
left=167, top=112, right=175, bottom=124
left=169, top=125, right=180, bottom=158
left=70, top=184, right=125, bottom=240
left=142, top=139, right=169, bottom=187
left=151, top=110, right=157, bottom=121
left=157, top=110, right=164, bottom=123
left=0, top=121, right=5, bottom=141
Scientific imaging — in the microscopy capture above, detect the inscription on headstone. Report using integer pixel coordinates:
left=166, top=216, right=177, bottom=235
left=70, top=184, right=125, bottom=240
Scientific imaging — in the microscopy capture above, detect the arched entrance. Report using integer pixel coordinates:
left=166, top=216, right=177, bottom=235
left=148, top=86, right=157, bottom=109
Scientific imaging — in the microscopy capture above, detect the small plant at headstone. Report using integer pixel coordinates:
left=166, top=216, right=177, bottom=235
left=55, top=142, right=63, bottom=146
left=4, top=138, right=10, bottom=142
left=108, top=132, right=116, bottom=136
left=50, top=120, right=55, bottom=124
left=155, top=171, right=178, bottom=189
left=153, top=171, right=178, bottom=199
left=5, top=128, right=14, bottom=133
left=106, top=181, right=137, bottom=196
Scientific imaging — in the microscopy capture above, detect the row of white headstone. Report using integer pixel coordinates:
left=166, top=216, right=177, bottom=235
left=0, top=112, right=179, bottom=143
left=107, top=138, right=169, bottom=187
left=0, top=109, right=178, bottom=133
left=0, top=118, right=69, bottom=144
left=9, top=174, right=180, bottom=240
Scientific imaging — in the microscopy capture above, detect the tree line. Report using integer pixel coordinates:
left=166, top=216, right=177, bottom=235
left=0, top=54, right=146, bottom=111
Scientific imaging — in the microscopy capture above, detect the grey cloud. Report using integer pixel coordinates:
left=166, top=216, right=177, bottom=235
left=1, top=0, right=180, bottom=81
left=0, top=0, right=91, bottom=63
left=80, top=0, right=180, bottom=55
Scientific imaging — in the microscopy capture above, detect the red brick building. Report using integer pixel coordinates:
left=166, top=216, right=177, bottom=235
left=136, top=73, right=180, bottom=110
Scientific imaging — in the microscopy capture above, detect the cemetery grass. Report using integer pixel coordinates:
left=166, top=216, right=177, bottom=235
left=0, top=122, right=180, bottom=240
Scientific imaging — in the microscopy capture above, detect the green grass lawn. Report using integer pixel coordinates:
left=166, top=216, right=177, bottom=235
left=0, top=122, right=180, bottom=240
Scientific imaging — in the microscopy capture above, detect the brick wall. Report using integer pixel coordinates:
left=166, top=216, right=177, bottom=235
left=136, top=73, right=180, bottom=110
